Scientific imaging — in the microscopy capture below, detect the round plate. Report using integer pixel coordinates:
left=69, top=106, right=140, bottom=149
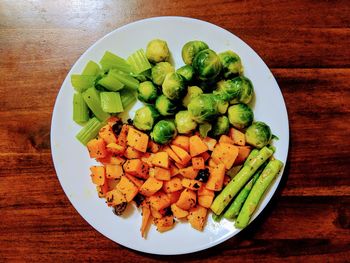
left=51, top=16, right=289, bottom=255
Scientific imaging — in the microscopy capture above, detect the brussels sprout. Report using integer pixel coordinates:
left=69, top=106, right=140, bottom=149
left=175, top=110, right=197, bottom=134
left=227, top=103, right=254, bottom=129
left=213, top=95, right=229, bottom=114
left=151, top=120, right=177, bottom=144
left=245, top=121, right=272, bottom=149
left=151, top=62, right=174, bottom=86
left=187, top=94, right=219, bottom=124
left=133, top=105, right=159, bottom=131
left=182, top=86, right=203, bottom=107
left=199, top=122, right=212, bottom=138
left=218, top=50, right=243, bottom=78
left=192, top=49, right=222, bottom=81
left=155, top=95, right=177, bottom=116
left=229, top=76, right=254, bottom=104
left=162, top=72, right=186, bottom=100
left=211, top=116, right=230, bottom=137
left=176, top=65, right=194, bottom=82
left=215, top=79, right=241, bottom=102
left=181, top=40, right=209, bottom=65
left=137, top=81, right=158, bottom=103
left=146, top=39, right=170, bottom=63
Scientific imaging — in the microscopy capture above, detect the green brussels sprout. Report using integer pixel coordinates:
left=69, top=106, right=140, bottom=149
left=192, top=49, right=222, bottom=80
left=228, top=103, right=254, bottom=129
left=146, top=39, right=170, bottom=63
left=199, top=122, right=212, bottom=138
left=187, top=94, right=219, bottom=124
left=155, top=95, right=177, bottom=116
left=215, top=79, right=241, bottom=102
left=218, top=50, right=243, bottom=78
left=176, top=65, right=194, bottom=82
left=213, top=95, right=229, bottom=114
left=211, top=116, right=230, bottom=137
left=162, top=72, right=186, bottom=100
left=133, top=105, right=159, bottom=131
left=182, top=86, right=203, bottom=107
left=137, top=81, right=158, bottom=103
left=175, top=110, right=197, bottom=134
left=151, top=120, right=177, bottom=144
left=229, top=76, right=254, bottom=104
left=181, top=40, right=209, bottom=65
left=245, top=121, right=272, bottom=149
left=151, top=62, right=174, bottom=86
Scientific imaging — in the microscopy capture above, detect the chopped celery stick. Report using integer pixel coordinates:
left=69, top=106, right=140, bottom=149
left=71, top=74, right=95, bottom=92
left=100, top=92, right=123, bottom=113
left=73, top=93, right=89, bottom=124
left=110, top=69, right=139, bottom=90
left=76, top=117, right=105, bottom=145
left=82, top=87, right=110, bottom=121
left=120, top=89, right=136, bottom=109
left=97, top=71, right=124, bottom=91
left=127, top=49, right=152, bottom=74
left=99, top=51, right=133, bottom=73
left=82, top=61, right=100, bottom=76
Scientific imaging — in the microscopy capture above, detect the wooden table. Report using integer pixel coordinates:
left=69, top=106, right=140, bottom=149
left=1, top=0, right=349, bottom=261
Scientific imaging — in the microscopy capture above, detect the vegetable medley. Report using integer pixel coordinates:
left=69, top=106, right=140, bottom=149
left=71, top=38, right=284, bottom=238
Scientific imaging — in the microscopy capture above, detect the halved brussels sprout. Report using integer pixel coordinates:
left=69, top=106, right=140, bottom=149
left=133, top=105, right=159, bottom=131
left=182, top=86, right=203, bottom=107
left=151, top=120, right=177, bottom=144
left=176, top=65, right=194, bottom=82
left=227, top=103, right=254, bottom=129
left=192, top=49, right=222, bottom=81
left=245, top=121, right=272, bottom=148
left=218, top=50, right=243, bottom=78
left=155, top=95, right=177, bottom=116
left=162, top=72, right=186, bottom=101
left=146, top=39, right=170, bottom=63
left=229, top=76, right=254, bottom=104
left=137, top=81, right=158, bottom=103
left=187, top=94, right=219, bottom=124
left=213, top=95, right=229, bottom=114
left=199, top=122, right=212, bottom=138
left=151, top=62, right=174, bottom=86
left=181, top=40, right=209, bottom=65
left=211, top=116, right=230, bottom=137
left=175, top=110, right=197, bottom=134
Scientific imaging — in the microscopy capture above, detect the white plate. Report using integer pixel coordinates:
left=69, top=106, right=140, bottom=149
left=51, top=16, right=289, bottom=255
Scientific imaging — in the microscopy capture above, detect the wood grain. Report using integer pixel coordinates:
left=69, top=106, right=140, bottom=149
left=0, top=0, right=350, bottom=262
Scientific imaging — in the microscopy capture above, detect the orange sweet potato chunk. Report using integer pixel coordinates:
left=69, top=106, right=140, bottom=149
left=189, top=135, right=208, bottom=157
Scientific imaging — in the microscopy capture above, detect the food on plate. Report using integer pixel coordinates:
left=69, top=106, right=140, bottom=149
left=71, top=38, right=283, bottom=238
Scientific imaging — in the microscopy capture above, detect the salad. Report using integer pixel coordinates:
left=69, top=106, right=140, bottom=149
left=71, top=39, right=283, bottom=238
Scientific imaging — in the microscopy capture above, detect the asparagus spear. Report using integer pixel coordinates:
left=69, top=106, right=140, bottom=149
left=244, top=148, right=259, bottom=166
left=223, top=161, right=267, bottom=220
left=235, top=159, right=283, bottom=229
left=210, top=146, right=274, bottom=215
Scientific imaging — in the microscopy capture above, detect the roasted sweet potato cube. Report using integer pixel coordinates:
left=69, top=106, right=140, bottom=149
left=206, top=163, right=226, bottom=191
left=171, top=203, right=189, bottom=219
left=105, top=189, right=126, bottom=206
left=198, top=195, right=214, bottom=208
left=211, top=143, right=239, bottom=169
left=123, top=146, right=143, bottom=159
left=181, top=178, right=202, bottom=191
left=172, top=135, right=190, bottom=152
left=229, top=127, right=246, bottom=146
left=192, top=156, right=205, bottom=169
left=90, top=166, right=105, bottom=185
left=154, top=216, right=175, bottom=232
left=154, top=167, right=171, bottom=181
left=99, top=124, right=117, bottom=144
left=179, top=166, right=198, bottom=179
left=106, top=143, right=125, bottom=155
left=188, top=205, right=208, bottom=231
left=139, top=177, right=163, bottom=197
left=189, top=135, right=208, bottom=157
left=116, top=176, right=139, bottom=202
left=162, top=177, right=183, bottom=193
left=151, top=152, right=169, bottom=168
left=126, top=127, right=149, bottom=153
left=176, top=189, right=197, bottom=210
left=105, top=164, right=123, bottom=179
left=149, top=191, right=171, bottom=211
left=87, top=138, right=107, bottom=158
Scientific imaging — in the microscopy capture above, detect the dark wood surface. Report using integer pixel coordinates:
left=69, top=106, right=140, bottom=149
left=1, top=0, right=349, bottom=262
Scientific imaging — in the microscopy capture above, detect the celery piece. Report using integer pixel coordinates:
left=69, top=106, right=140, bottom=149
left=76, top=117, right=105, bottom=145
left=127, top=49, right=152, bottom=74
left=119, top=88, right=136, bottom=109
left=73, top=93, right=89, bottom=124
left=97, top=71, right=124, bottom=91
left=99, top=51, right=133, bottom=73
left=82, top=87, right=110, bottom=121
left=82, top=60, right=100, bottom=76
left=71, top=74, right=95, bottom=92
left=100, top=92, right=123, bottom=113
left=110, top=69, right=139, bottom=90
